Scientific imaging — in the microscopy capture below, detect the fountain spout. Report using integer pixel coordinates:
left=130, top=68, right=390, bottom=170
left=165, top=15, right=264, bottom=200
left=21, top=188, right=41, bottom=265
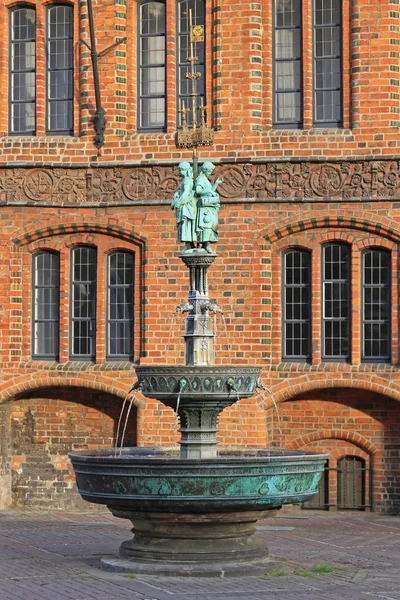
left=176, top=302, right=194, bottom=314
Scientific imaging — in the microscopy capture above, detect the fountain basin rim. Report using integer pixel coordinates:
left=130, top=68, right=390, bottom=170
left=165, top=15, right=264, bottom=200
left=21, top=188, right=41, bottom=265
left=69, top=447, right=330, bottom=465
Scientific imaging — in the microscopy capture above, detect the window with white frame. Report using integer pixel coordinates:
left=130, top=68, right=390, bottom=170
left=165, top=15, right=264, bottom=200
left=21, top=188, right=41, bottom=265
left=107, top=251, right=134, bottom=359
left=32, top=251, right=60, bottom=359
left=362, top=249, right=390, bottom=361
left=282, top=248, right=311, bottom=359
left=70, top=246, right=97, bottom=360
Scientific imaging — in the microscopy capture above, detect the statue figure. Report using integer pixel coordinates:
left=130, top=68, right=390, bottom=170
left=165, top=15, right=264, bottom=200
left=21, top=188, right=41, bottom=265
left=195, top=162, right=223, bottom=253
left=171, top=162, right=196, bottom=251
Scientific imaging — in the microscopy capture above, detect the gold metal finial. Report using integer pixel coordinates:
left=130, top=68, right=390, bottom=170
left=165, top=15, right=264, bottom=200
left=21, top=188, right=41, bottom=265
left=177, top=9, right=214, bottom=156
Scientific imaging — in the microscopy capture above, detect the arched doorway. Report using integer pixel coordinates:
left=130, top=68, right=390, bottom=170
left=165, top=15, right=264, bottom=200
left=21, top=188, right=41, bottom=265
left=337, top=456, right=366, bottom=510
left=275, top=387, right=400, bottom=513
left=7, top=386, right=137, bottom=509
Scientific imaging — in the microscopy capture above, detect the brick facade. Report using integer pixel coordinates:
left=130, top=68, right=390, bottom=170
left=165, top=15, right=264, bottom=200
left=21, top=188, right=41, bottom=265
left=0, top=0, right=400, bottom=512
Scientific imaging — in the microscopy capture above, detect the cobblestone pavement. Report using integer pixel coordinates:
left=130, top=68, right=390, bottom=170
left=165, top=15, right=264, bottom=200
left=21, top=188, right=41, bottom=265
left=0, top=509, right=399, bottom=600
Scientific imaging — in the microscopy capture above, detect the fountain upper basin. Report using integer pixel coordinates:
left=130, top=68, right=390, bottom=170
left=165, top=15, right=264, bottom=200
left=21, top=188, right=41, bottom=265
left=135, top=365, right=262, bottom=408
left=68, top=447, right=328, bottom=513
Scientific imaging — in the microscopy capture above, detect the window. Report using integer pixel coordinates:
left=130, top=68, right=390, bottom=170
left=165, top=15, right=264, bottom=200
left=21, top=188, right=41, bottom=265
left=46, top=5, right=74, bottom=134
left=177, top=0, right=205, bottom=126
left=283, top=249, right=311, bottom=359
left=32, top=251, right=60, bottom=359
left=107, top=252, right=134, bottom=359
left=70, top=247, right=97, bottom=360
left=138, top=1, right=166, bottom=130
left=362, top=249, right=390, bottom=361
left=322, top=243, right=350, bottom=359
left=273, top=0, right=302, bottom=127
left=9, top=7, right=36, bottom=135
left=272, top=0, right=343, bottom=128
left=313, top=0, right=342, bottom=126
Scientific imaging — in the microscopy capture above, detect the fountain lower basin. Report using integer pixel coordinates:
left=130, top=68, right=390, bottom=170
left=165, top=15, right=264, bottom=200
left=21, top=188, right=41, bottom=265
left=69, top=447, right=328, bottom=576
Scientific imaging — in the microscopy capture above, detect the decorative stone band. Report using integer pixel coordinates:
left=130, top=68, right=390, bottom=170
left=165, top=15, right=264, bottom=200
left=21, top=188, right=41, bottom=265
left=2, top=159, right=400, bottom=205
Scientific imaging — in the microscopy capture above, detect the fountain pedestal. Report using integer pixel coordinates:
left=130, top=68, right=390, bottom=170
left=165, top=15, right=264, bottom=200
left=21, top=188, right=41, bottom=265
left=103, top=509, right=278, bottom=576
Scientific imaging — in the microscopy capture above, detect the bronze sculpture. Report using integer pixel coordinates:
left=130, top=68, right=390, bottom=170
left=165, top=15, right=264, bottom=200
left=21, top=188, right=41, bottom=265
left=172, top=161, right=223, bottom=253
left=171, top=162, right=196, bottom=251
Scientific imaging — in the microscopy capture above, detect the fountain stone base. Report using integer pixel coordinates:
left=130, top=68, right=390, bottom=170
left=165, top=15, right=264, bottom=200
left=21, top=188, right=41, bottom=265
left=101, top=509, right=279, bottom=577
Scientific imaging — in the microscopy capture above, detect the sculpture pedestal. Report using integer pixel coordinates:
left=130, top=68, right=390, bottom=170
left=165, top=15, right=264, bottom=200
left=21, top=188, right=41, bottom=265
left=101, top=508, right=280, bottom=577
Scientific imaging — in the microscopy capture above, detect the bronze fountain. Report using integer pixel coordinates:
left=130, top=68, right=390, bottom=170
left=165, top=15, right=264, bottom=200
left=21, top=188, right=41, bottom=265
left=69, top=13, right=328, bottom=576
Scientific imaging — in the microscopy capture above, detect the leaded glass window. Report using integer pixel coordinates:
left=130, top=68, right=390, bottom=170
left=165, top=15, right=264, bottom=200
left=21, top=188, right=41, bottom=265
left=283, top=249, right=311, bottom=359
left=322, top=243, right=350, bottom=359
left=138, top=1, right=166, bottom=130
left=33, top=251, right=60, bottom=359
left=273, top=0, right=302, bottom=127
left=313, top=0, right=342, bottom=126
left=46, top=5, right=73, bottom=134
left=177, top=0, right=205, bottom=127
left=71, top=247, right=96, bottom=359
left=107, top=252, right=134, bottom=359
left=9, top=7, right=36, bottom=135
left=362, top=249, right=390, bottom=361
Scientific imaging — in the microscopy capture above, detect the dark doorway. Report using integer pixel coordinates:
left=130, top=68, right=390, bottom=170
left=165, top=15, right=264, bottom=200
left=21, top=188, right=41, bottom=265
left=337, top=456, right=366, bottom=510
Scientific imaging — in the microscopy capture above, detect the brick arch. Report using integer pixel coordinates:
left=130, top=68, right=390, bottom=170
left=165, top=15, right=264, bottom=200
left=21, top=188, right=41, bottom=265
left=275, top=230, right=359, bottom=252
left=11, top=220, right=147, bottom=248
left=263, top=214, right=400, bottom=244
left=5, top=1, right=37, bottom=8
left=269, top=374, right=400, bottom=405
left=0, top=374, right=144, bottom=408
left=329, top=446, right=370, bottom=462
left=354, top=237, right=397, bottom=252
left=288, top=429, right=378, bottom=455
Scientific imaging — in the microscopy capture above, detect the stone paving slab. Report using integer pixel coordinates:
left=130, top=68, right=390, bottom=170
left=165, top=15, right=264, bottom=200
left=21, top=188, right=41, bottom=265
left=0, top=509, right=399, bottom=599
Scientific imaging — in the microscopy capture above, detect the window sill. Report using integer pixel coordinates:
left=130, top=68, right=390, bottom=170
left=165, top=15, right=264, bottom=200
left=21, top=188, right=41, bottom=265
left=20, top=360, right=138, bottom=371
left=264, top=127, right=352, bottom=136
left=271, top=362, right=400, bottom=373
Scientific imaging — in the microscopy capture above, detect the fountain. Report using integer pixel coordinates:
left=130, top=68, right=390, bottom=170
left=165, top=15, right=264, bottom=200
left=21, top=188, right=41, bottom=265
left=68, top=168, right=328, bottom=575
left=68, top=14, right=328, bottom=576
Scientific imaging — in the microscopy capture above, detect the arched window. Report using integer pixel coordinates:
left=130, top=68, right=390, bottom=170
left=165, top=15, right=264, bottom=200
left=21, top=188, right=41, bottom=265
left=362, top=249, right=390, bottom=361
left=322, top=243, right=350, bottom=359
left=107, top=251, right=134, bottom=359
left=32, top=251, right=60, bottom=359
left=138, top=1, right=166, bottom=130
left=46, top=5, right=74, bottom=134
left=282, top=248, right=311, bottom=360
left=9, top=6, right=36, bottom=134
left=70, top=246, right=97, bottom=360
left=177, top=0, right=205, bottom=126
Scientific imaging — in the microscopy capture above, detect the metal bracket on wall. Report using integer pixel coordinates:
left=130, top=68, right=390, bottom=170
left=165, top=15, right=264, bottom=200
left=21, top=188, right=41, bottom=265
left=80, top=0, right=127, bottom=151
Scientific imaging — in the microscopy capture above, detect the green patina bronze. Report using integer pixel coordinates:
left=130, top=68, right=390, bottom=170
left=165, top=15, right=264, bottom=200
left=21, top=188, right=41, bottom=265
left=68, top=161, right=328, bottom=576
left=69, top=449, right=327, bottom=512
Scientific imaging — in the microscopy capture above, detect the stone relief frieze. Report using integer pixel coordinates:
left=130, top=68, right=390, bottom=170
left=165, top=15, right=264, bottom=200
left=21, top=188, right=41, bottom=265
left=0, top=160, right=399, bottom=205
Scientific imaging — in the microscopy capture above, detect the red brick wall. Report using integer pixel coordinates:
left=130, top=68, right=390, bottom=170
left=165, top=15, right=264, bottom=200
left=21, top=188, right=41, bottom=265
left=1, top=0, right=400, bottom=511
left=0, top=0, right=399, bottom=162
left=10, top=387, right=136, bottom=508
